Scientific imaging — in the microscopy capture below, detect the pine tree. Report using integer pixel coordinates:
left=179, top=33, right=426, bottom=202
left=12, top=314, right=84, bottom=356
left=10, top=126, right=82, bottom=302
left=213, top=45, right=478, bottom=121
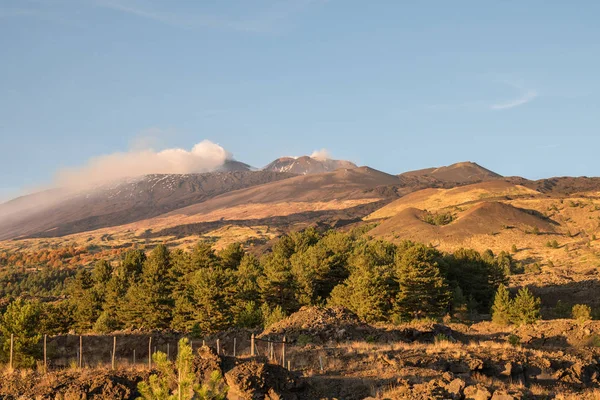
left=68, top=269, right=102, bottom=332
left=0, top=299, right=42, bottom=368
left=491, top=284, right=512, bottom=326
left=172, top=267, right=235, bottom=333
left=121, top=249, right=146, bottom=281
left=329, top=263, right=396, bottom=323
left=218, top=243, right=245, bottom=270
left=395, top=244, right=451, bottom=319
left=511, top=287, right=541, bottom=326
left=258, top=249, right=298, bottom=314
left=120, top=245, right=173, bottom=330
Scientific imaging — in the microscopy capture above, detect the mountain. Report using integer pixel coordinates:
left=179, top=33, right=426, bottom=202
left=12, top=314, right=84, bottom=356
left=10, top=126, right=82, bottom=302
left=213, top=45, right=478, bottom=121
left=0, top=170, right=294, bottom=240
left=400, top=161, right=502, bottom=184
left=263, top=156, right=357, bottom=175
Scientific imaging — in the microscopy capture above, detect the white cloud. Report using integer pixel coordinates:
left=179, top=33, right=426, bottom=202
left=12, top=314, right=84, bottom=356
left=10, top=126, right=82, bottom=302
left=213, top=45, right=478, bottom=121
left=490, top=88, right=538, bottom=110
left=310, top=148, right=331, bottom=160
left=56, top=140, right=231, bottom=189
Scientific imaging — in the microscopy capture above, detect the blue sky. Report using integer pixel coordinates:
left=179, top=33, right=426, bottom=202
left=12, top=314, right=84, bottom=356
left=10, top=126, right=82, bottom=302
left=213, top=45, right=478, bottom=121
left=1, top=0, right=599, bottom=200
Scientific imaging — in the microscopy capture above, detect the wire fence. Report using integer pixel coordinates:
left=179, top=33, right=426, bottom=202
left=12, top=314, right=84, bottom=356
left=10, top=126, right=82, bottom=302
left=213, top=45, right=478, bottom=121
left=4, top=332, right=306, bottom=372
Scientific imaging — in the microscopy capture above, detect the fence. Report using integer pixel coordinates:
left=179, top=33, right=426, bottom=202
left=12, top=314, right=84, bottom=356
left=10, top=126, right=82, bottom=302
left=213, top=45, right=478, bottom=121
left=4, top=332, right=300, bottom=372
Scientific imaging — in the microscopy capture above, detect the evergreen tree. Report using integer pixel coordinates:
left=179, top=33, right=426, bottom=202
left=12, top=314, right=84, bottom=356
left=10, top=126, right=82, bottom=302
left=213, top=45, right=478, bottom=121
left=329, top=263, right=396, bottom=323
left=443, top=248, right=507, bottom=313
left=121, top=249, right=146, bottom=281
left=218, top=243, right=245, bottom=270
left=68, top=269, right=102, bottom=332
left=0, top=299, right=42, bottom=368
left=172, top=267, right=235, bottom=333
left=511, top=287, right=541, bottom=326
left=190, top=242, right=218, bottom=270
left=395, top=244, right=451, bottom=319
left=258, top=247, right=297, bottom=314
left=491, top=284, right=512, bottom=326
left=120, top=245, right=173, bottom=330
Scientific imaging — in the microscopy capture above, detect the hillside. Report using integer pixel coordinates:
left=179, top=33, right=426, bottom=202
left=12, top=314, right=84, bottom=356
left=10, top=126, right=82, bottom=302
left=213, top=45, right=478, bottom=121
left=0, top=170, right=294, bottom=240
left=400, top=161, right=502, bottom=184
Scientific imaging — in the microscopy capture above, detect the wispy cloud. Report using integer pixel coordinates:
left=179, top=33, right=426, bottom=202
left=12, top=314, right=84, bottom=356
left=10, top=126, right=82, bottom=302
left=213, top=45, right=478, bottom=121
left=1, top=0, right=325, bottom=32
left=92, top=0, right=323, bottom=32
left=490, top=88, right=538, bottom=110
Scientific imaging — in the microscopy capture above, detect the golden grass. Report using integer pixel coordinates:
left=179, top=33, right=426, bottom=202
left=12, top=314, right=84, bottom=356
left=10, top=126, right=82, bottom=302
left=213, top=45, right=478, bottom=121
left=366, top=183, right=539, bottom=220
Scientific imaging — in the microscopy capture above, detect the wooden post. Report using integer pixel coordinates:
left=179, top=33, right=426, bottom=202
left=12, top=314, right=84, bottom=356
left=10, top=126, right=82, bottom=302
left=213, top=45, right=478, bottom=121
left=79, top=335, right=83, bottom=369
left=216, top=339, right=220, bottom=355
left=167, top=343, right=170, bottom=360
left=202, top=339, right=206, bottom=347
left=133, top=349, right=136, bottom=365
left=9, top=334, right=14, bottom=371
left=148, top=337, right=152, bottom=369
left=270, top=341, right=274, bottom=361
left=112, top=336, right=116, bottom=370
left=319, top=356, right=324, bottom=372
left=287, top=360, right=291, bottom=371
left=233, top=338, right=237, bottom=357
left=281, top=336, right=286, bottom=367
left=44, top=334, right=47, bottom=373
left=250, top=334, right=255, bottom=357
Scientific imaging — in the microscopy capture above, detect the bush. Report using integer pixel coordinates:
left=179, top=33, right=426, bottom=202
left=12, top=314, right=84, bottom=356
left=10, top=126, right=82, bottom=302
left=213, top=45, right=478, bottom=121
left=546, top=240, right=559, bottom=249
left=508, top=334, right=521, bottom=347
left=422, top=211, right=454, bottom=226
left=572, top=304, right=592, bottom=323
left=296, top=334, right=312, bottom=347
left=554, top=300, right=571, bottom=319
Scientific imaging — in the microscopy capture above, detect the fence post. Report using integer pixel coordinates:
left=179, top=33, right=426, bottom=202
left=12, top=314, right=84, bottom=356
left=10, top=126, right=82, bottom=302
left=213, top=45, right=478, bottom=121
left=167, top=343, right=170, bottom=360
left=9, top=333, right=14, bottom=370
left=281, top=336, right=286, bottom=367
left=79, top=335, right=83, bottom=369
left=202, top=339, right=206, bottom=347
left=148, top=337, right=152, bottom=369
left=287, top=360, right=291, bottom=371
left=112, top=336, right=116, bottom=370
left=216, top=339, right=220, bottom=355
left=44, top=334, right=47, bottom=373
left=133, top=349, right=136, bottom=365
left=250, top=334, right=255, bottom=356
left=233, top=338, right=236, bottom=357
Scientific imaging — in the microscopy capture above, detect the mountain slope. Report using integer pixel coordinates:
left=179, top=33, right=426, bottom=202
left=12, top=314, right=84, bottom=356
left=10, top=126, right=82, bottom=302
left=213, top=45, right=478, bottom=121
left=400, top=161, right=502, bottom=184
left=0, top=171, right=294, bottom=240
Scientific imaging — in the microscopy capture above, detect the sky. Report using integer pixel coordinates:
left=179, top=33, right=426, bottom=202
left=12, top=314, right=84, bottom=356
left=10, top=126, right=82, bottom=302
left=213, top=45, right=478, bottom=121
left=1, top=0, right=599, bottom=201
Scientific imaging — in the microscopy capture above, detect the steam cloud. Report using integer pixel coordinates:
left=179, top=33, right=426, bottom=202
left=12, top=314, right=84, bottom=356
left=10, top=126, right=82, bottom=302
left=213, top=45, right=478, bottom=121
left=310, top=148, right=331, bottom=161
left=56, top=140, right=231, bottom=189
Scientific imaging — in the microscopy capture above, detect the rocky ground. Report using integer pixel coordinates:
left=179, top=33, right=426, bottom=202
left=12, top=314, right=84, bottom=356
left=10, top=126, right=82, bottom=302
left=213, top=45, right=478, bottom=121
left=2, top=307, right=600, bottom=399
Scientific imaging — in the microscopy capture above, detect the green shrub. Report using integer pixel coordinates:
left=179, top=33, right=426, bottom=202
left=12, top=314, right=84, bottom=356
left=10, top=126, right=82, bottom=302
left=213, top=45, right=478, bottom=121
left=554, top=300, right=571, bottom=319
left=508, top=334, right=520, bottom=347
left=296, top=334, right=312, bottom=347
left=572, top=304, right=592, bottom=323
left=434, top=333, right=452, bottom=344
left=422, top=211, right=454, bottom=226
